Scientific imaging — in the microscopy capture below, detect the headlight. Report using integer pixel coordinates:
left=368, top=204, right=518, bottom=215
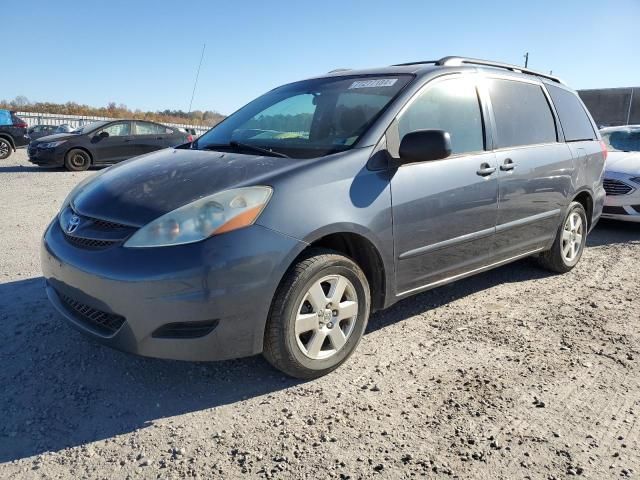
left=124, top=186, right=273, bottom=248
left=40, top=140, right=67, bottom=148
left=630, top=177, right=640, bottom=185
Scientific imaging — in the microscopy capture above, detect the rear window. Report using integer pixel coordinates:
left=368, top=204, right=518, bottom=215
left=488, top=79, right=557, bottom=148
left=546, top=84, right=596, bottom=142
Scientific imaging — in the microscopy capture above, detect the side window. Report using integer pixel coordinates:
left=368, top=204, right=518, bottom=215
left=0, top=110, right=11, bottom=126
left=101, top=122, right=131, bottom=137
left=397, top=77, right=485, bottom=156
left=488, top=79, right=557, bottom=148
left=135, top=122, right=165, bottom=135
left=546, top=84, right=596, bottom=142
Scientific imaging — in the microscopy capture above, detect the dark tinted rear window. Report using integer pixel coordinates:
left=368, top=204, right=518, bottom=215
left=546, top=84, right=596, bottom=142
left=488, top=79, right=557, bottom=148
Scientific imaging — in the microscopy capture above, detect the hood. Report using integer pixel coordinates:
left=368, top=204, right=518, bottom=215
left=605, top=151, right=640, bottom=175
left=35, top=132, right=76, bottom=143
left=72, top=148, right=302, bottom=226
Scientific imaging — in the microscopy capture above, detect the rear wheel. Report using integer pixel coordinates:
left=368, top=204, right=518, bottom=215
left=263, top=249, right=371, bottom=379
left=0, top=138, right=12, bottom=160
left=536, top=202, right=587, bottom=273
left=64, top=149, right=91, bottom=171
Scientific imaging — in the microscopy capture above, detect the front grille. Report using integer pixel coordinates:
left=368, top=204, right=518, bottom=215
left=60, top=207, right=136, bottom=250
left=603, top=179, right=634, bottom=196
left=58, top=292, right=125, bottom=335
left=63, top=233, right=119, bottom=250
left=91, top=218, right=132, bottom=230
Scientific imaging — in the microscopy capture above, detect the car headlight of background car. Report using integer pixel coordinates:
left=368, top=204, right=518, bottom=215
left=124, top=186, right=273, bottom=248
left=39, top=140, right=67, bottom=149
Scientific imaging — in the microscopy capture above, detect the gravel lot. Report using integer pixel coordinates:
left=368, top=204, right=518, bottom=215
left=1, top=149, right=639, bottom=479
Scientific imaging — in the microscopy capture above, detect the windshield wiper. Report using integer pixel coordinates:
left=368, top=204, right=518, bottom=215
left=228, top=141, right=289, bottom=158
left=199, top=142, right=290, bottom=158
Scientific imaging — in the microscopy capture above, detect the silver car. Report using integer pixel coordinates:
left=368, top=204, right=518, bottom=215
left=601, top=125, right=640, bottom=222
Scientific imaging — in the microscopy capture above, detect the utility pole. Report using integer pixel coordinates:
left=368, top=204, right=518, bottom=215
left=188, top=43, right=206, bottom=114
left=524, top=52, right=529, bottom=68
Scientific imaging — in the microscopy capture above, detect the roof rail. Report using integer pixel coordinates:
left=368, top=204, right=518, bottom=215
left=392, top=60, right=438, bottom=67
left=437, top=56, right=563, bottom=83
left=327, top=68, right=352, bottom=73
left=392, top=56, right=563, bottom=84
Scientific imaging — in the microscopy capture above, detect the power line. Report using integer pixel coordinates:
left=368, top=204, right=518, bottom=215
left=188, top=44, right=206, bottom=113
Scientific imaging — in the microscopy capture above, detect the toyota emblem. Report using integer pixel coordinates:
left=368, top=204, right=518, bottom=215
left=66, top=215, right=81, bottom=234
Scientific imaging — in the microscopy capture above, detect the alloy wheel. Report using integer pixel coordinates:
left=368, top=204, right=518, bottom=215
left=294, top=274, right=358, bottom=360
left=562, top=211, right=583, bottom=263
left=0, top=141, right=9, bottom=159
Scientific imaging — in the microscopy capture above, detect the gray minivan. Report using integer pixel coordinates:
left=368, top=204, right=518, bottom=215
left=42, top=57, right=606, bottom=378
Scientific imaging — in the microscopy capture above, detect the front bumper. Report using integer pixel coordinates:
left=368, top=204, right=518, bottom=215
left=41, top=219, right=306, bottom=361
left=602, top=172, right=640, bottom=222
left=28, top=145, right=65, bottom=166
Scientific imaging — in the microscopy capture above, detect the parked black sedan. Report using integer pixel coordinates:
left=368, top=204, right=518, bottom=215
left=28, top=120, right=192, bottom=170
left=28, top=124, right=59, bottom=141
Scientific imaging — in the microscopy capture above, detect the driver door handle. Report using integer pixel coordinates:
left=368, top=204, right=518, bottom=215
left=476, top=163, right=496, bottom=176
left=500, top=158, right=516, bottom=171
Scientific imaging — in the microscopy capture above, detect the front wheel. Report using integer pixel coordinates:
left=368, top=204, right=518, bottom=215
left=263, top=249, right=371, bottom=379
left=64, top=149, right=91, bottom=171
left=536, top=202, right=587, bottom=273
left=0, top=138, right=12, bottom=160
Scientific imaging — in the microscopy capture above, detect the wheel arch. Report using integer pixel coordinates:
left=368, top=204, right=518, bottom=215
left=0, top=134, right=16, bottom=150
left=298, top=230, right=389, bottom=312
left=572, top=189, right=594, bottom=230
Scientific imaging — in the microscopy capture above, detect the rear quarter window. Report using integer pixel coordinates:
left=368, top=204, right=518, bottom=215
left=0, top=110, right=11, bottom=126
left=546, top=84, right=596, bottom=142
left=488, top=79, right=557, bottom=148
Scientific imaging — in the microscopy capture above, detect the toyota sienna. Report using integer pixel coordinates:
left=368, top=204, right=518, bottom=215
left=41, top=57, right=606, bottom=378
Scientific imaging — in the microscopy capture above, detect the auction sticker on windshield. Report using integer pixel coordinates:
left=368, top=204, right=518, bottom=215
left=349, top=79, right=398, bottom=89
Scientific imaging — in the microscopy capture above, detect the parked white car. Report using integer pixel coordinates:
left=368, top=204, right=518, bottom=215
left=601, top=125, right=640, bottom=222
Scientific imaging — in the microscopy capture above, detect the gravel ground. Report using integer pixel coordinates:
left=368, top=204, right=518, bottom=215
left=1, top=149, right=639, bottom=479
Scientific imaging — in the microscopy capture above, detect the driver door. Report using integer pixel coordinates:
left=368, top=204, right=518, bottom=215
left=92, top=121, right=133, bottom=164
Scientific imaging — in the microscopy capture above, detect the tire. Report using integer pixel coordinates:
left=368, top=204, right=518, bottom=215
left=536, top=201, right=587, bottom=273
left=64, top=149, right=91, bottom=171
left=0, top=138, right=12, bottom=160
left=263, top=248, right=371, bottom=379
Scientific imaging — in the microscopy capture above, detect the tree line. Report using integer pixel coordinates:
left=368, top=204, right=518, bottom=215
left=0, top=96, right=225, bottom=127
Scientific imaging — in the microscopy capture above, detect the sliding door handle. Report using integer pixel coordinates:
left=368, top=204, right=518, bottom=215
left=476, top=163, right=496, bottom=176
left=500, top=158, right=516, bottom=171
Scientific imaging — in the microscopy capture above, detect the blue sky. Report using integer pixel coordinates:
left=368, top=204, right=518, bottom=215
left=2, top=0, right=638, bottom=115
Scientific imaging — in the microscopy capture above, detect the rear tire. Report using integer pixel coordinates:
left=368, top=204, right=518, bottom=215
left=263, top=249, right=371, bottom=379
left=0, top=138, right=12, bottom=160
left=64, top=149, right=91, bottom=171
left=536, top=202, right=587, bottom=273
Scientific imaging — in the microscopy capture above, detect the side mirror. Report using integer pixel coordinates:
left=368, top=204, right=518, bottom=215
left=399, top=129, right=452, bottom=164
left=98, top=131, right=109, bottom=139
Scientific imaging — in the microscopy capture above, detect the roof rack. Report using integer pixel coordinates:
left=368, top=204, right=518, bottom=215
left=393, top=56, right=563, bottom=84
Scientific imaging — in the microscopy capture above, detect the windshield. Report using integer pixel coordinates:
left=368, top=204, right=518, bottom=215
left=601, top=127, right=640, bottom=152
left=73, top=121, right=109, bottom=134
left=196, top=75, right=413, bottom=158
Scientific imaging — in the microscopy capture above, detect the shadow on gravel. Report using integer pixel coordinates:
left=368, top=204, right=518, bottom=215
left=0, top=277, right=301, bottom=462
left=367, top=257, right=553, bottom=334
left=0, top=165, right=66, bottom=173
left=2, top=221, right=637, bottom=462
left=587, top=219, right=640, bottom=247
